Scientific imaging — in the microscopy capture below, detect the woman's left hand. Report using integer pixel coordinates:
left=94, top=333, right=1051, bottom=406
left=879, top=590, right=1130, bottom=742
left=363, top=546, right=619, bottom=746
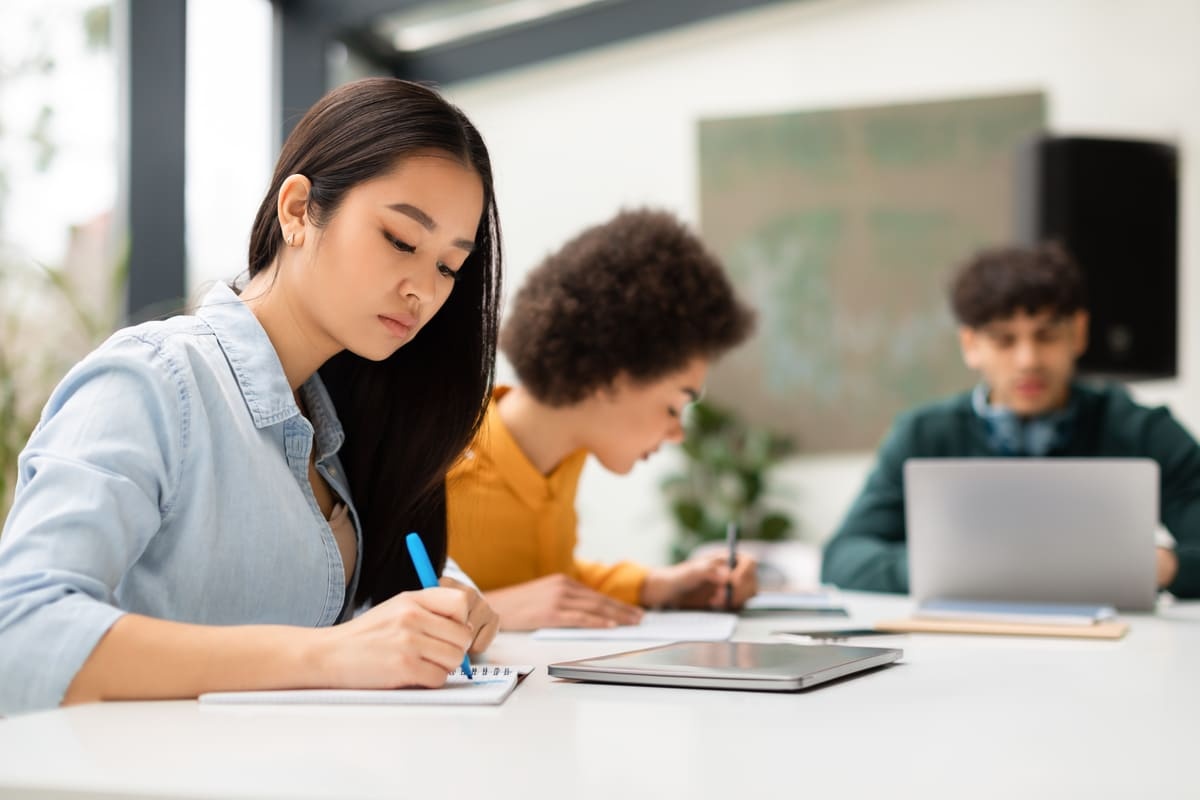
left=439, top=576, right=500, bottom=655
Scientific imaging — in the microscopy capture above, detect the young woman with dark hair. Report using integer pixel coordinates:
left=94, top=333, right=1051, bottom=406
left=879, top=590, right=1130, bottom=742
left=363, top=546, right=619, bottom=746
left=0, top=78, right=502, bottom=714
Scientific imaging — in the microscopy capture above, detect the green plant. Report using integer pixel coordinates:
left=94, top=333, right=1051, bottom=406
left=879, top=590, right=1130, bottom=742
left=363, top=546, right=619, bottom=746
left=660, top=399, right=796, bottom=563
left=0, top=3, right=120, bottom=521
left=0, top=253, right=125, bottom=518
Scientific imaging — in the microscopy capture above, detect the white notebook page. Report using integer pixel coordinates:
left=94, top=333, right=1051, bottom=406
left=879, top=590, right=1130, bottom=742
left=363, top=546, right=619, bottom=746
left=198, top=665, right=534, bottom=706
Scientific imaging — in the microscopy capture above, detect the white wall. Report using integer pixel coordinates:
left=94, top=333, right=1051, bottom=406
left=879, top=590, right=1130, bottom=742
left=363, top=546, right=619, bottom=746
left=0, top=0, right=117, bottom=268
left=185, top=0, right=273, bottom=299
left=442, top=0, right=1200, bottom=568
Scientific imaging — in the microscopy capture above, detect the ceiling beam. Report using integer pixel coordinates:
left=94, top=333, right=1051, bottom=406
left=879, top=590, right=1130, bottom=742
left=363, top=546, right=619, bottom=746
left=390, top=0, right=798, bottom=84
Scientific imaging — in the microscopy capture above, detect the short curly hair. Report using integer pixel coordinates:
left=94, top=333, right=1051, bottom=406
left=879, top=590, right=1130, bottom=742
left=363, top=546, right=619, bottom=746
left=949, top=241, right=1088, bottom=328
left=501, top=208, right=756, bottom=406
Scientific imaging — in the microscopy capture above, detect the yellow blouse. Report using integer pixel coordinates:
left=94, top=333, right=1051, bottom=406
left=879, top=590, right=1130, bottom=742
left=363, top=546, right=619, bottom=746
left=446, top=387, right=649, bottom=605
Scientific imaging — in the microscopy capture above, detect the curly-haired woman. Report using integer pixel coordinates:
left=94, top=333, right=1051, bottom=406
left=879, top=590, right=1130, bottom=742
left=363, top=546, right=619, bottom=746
left=446, top=209, right=759, bottom=630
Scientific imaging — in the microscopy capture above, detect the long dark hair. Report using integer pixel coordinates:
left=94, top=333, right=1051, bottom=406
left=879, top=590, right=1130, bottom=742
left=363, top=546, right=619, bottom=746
left=246, top=78, right=501, bottom=606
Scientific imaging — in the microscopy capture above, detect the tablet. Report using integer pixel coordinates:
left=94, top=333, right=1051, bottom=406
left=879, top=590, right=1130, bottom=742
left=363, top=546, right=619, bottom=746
left=547, top=641, right=902, bottom=691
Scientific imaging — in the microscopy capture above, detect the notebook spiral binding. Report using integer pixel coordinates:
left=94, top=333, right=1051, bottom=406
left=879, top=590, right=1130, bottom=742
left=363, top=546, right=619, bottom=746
left=451, top=666, right=513, bottom=677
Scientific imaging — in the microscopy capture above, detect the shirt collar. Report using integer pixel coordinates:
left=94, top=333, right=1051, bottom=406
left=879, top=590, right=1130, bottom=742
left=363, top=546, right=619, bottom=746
left=476, top=386, right=588, bottom=509
left=299, top=372, right=345, bottom=462
left=971, top=382, right=1078, bottom=457
left=970, top=382, right=1078, bottom=420
left=195, top=283, right=299, bottom=429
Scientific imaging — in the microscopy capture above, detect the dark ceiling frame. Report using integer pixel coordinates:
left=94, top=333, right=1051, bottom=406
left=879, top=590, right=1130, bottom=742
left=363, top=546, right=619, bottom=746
left=273, top=0, right=797, bottom=141
left=126, top=0, right=797, bottom=317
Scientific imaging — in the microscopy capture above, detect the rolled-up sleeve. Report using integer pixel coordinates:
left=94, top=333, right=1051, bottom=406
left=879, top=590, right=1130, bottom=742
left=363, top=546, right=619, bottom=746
left=0, top=336, right=185, bottom=714
left=573, top=558, right=649, bottom=605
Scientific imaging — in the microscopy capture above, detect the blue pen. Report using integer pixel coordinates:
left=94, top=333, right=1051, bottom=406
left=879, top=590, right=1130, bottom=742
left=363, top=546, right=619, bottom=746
left=405, top=532, right=474, bottom=680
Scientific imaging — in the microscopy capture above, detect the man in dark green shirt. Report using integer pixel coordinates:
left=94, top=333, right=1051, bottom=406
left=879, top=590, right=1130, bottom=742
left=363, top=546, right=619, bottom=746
left=821, top=243, right=1199, bottom=598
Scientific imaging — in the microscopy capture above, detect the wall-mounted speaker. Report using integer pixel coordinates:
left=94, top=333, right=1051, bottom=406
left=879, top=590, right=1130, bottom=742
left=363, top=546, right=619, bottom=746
left=1016, top=135, right=1179, bottom=379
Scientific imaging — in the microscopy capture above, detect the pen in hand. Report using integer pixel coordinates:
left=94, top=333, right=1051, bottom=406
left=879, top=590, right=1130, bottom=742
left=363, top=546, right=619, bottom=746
left=724, top=520, right=739, bottom=611
left=405, top=532, right=474, bottom=680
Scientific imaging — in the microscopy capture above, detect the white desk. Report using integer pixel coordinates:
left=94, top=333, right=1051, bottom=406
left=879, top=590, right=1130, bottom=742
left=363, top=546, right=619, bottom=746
left=0, top=592, right=1195, bottom=799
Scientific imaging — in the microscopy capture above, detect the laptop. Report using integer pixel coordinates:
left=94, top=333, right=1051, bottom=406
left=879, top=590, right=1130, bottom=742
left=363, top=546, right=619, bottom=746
left=547, top=641, right=901, bottom=691
left=904, top=459, right=1159, bottom=611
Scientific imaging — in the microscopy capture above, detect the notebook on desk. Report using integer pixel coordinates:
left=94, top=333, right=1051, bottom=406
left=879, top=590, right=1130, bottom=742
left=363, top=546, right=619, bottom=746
left=871, top=593, right=1130, bottom=640
left=533, top=611, right=737, bottom=641
left=198, top=665, right=534, bottom=706
left=916, top=598, right=1117, bottom=626
left=741, top=591, right=847, bottom=615
left=873, top=617, right=1129, bottom=639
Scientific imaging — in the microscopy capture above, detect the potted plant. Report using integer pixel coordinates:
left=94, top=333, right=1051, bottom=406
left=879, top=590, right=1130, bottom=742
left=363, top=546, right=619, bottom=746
left=660, top=399, right=796, bottom=564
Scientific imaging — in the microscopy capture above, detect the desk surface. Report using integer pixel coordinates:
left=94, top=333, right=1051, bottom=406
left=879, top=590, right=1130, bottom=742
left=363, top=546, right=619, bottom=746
left=0, top=592, right=1195, bottom=799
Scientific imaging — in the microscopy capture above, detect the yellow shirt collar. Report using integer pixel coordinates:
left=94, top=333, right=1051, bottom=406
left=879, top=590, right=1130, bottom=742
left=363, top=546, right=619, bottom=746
left=477, top=386, right=588, bottom=510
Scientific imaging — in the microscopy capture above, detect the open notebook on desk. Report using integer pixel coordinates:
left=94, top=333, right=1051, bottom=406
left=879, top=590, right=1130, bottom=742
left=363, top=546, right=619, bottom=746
left=198, top=665, right=534, bottom=706
left=742, top=590, right=846, bottom=615
left=533, top=611, right=737, bottom=641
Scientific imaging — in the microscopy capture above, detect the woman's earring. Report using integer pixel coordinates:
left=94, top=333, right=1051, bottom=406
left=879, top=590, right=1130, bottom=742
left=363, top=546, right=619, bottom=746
left=287, top=232, right=295, bottom=246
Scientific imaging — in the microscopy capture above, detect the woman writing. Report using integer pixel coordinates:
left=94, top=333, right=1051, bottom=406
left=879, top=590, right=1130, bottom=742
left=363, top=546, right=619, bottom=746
left=0, top=78, right=501, bottom=713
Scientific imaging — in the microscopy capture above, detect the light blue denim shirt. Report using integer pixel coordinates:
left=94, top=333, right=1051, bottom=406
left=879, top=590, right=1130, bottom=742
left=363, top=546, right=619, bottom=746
left=0, top=283, right=364, bottom=714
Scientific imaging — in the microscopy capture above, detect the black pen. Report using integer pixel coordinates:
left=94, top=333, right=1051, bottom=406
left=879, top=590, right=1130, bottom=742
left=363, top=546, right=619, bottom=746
left=724, top=520, right=739, bottom=610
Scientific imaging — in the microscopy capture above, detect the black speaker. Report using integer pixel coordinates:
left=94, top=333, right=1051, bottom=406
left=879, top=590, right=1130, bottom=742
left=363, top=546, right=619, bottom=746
left=1016, top=135, right=1179, bottom=378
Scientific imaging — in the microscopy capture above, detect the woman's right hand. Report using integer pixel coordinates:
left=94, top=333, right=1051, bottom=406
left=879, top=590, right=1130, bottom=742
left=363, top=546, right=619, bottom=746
left=484, top=574, right=643, bottom=631
left=315, top=587, right=473, bottom=689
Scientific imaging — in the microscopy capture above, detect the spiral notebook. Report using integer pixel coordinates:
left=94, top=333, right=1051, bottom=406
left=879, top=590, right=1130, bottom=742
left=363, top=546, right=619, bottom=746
left=198, top=665, right=534, bottom=706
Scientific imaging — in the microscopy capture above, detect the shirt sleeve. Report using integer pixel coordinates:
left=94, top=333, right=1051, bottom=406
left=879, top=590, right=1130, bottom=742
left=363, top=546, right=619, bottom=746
left=820, top=414, right=914, bottom=593
left=0, top=335, right=185, bottom=714
left=572, top=558, right=650, bottom=606
left=1138, top=406, right=1200, bottom=598
left=441, top=556, right=480, bottom=591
